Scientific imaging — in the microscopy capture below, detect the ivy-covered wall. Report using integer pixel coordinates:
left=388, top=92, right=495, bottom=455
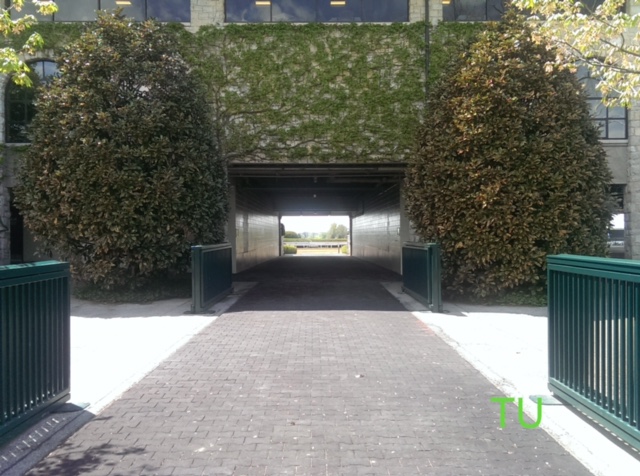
left=3, top=21, right=486, bottom=165
left=185, top=23, right=426, bottom=163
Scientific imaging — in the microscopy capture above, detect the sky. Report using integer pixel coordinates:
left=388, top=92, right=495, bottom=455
left=281, top=215, right=350, bottom=235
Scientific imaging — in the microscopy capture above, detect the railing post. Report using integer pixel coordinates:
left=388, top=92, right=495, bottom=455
left=191, top=245, right=203, bottom=314
left=402, top=242, right=443, bottom=312
left=191, top=243, right=233, bottom=313
left=430, top=243, right=442, bottom=313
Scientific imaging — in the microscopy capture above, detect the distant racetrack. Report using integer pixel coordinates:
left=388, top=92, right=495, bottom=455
left=285, top=241, right=347, bottom=248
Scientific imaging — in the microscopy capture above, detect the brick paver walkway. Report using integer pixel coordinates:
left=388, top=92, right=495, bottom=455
left=26, top=257, right=590, bottom=475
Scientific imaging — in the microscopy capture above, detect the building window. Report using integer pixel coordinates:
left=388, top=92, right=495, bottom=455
left=442, top=0, right=504, bottom=22
left=578, top=67, right=628, bottom=140
left=5, top=60, right=59, bottom=144
left=225, top=0, right=409, bottom=23
left=9, top=0, right=191, bottom=22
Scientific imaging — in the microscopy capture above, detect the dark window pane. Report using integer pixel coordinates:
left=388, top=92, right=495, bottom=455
left=5, top=61, right=58, bottom=143
left=317, top=0, right=361, bottom=22
left=609, top=107, right=626, bottom=119
left=486, top=0, right=504, bottom=20
left=586, top=99, right=599, bottom=116
left=101, top=0, right=145, bottom=21
left=443, top=0, right=455, bottom=21
left=583, top=78, right=599, bottom=97
left=578, top=65, right=628, bottom=139
left=449, top=0, right=487, bottom=21
left=25, top=102, right=36, bottom=122
left=443, top=0, right=504, bottom=21
left=608, top=120, right=626, bottom=139
left=582, top=0, right=605, bottom=12
left=42, top=60, right=59, bottom=78
left=7, top=123, right=28, bottom=143
left=148, top=0, right=191, bottom=22
left=272, top=0, right=316, bottom=22
left=8, top=102, right=27, bottom=123
left=590, top=100, right=606, bottom=119
left=11, top=0, right=53, bottom=21
left=362, top=0, right=408, bottom=22
left=226, top=0, right=271, bottom=22
left=7, top=83, right=27, bottom=101
left=29, top=60, right=59, bottom=85
left=55, top=0, right=99, bottom=21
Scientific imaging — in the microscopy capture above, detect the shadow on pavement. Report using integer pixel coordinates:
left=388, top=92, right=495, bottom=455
left=230, top=256, right=404, bottom=312
left=25, top=441, right=146, bottom=476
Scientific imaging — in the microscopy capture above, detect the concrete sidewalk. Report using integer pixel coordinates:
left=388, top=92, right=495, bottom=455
left=0, top=256, right=638, bottom=475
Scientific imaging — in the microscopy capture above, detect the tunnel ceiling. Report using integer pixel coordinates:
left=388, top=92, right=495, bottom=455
left=229, top=163, right=406, bottom=216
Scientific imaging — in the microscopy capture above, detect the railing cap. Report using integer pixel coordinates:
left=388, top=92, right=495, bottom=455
left=403, top=242, right=439, bottom=250
left=191, top=243, right=232, bottom=252
left=547, top=254, right=640, bottom=275
left=0, top=260, right=69, bottom=281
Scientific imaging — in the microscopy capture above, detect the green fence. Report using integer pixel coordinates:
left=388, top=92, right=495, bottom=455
left=0, top=261, right=71, bottom=445
left=547, top=254, right=640, bottom=450
left=191, top=244, right=233, bottom=313
left=402, top=242, right=443, bottom=312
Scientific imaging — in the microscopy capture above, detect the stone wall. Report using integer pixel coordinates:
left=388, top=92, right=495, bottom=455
left=0, top=71, right=6, bottom=264
left=189, top=0, right=224, bottom=31
left=410, top=0, right=441, bottom=23
left=625, top=102, right=640, bottom=259
left=0, top=166, right=9, bottom=265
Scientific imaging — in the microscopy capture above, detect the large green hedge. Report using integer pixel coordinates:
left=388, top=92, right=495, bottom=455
left=15, top=13, right=228, bottom=288
left=405, top=14, right=612, bottom=299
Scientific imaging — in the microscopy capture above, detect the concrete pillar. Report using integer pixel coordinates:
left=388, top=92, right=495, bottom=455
left=188, top=0, right=224, bottom=31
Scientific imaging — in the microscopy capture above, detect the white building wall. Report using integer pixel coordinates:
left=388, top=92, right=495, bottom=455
left=230, top=184, right=280, bottom=273
left=351, top=184, right=403, bottom=274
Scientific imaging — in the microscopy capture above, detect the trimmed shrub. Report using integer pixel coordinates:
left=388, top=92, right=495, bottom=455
left=283, top=245, right=298, bottom=255
left=404, top=13, right=612, bottom=299
left=15, top=12, right=228, bottom=289
left=340, top=245, right=349, bottom=255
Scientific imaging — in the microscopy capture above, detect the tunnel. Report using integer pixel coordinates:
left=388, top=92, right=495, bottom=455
left=228, top=163, right=413, bottom=274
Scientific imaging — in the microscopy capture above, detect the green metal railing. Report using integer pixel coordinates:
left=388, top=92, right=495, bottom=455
left=0, top=261, right=71, bottom=445
left=547, top=254, right=640, bottom=450
left=191, top=243, right=233, bottom=313
left=402, top=242, right=443, bottom=312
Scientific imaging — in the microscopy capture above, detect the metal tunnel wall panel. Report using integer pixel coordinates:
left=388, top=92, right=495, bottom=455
left=234, top=189, right=280, bottom=273
left=351, top=185, right=402, bottom=274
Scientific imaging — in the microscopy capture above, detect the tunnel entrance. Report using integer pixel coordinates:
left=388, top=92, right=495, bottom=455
left=228, top=163, right=411, bottom=274
left=281, top=215, right=350, bottom=256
